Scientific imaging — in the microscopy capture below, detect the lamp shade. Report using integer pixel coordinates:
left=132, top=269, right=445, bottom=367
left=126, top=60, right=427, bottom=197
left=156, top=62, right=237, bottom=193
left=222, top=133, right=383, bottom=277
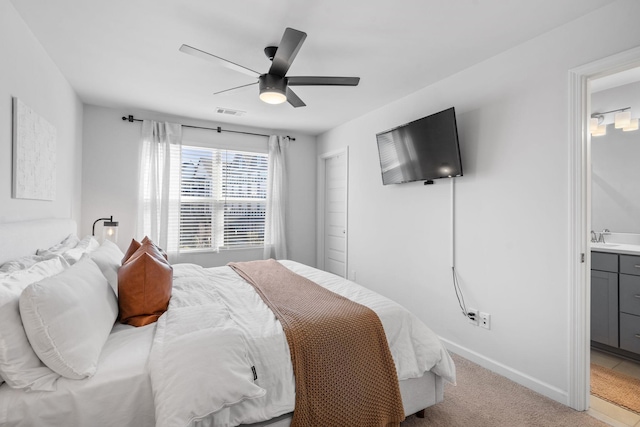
left=615, top=110, right=631, bottom=129
left=103, top=220, right=119, bottom=243
left=592, top=124, right=607, bottom=137
left=623, top=118, right=639, bottom=132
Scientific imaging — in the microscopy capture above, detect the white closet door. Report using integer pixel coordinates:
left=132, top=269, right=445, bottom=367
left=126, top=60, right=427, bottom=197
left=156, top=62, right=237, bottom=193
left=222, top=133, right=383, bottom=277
left=323, top=152, right=347, bottom=277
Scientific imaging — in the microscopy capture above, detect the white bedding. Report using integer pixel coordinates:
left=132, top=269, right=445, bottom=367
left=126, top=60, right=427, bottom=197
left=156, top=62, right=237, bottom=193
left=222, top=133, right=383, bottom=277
left=0, top=323, right=157, bottom=427
left=0, top=260, right=455, bottom=427
left=150, top=260, right=455, bottom=427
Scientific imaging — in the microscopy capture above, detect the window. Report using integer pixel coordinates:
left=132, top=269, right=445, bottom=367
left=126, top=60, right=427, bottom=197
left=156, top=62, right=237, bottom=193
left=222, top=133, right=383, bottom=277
left=180, top=145, right=268, bottom=251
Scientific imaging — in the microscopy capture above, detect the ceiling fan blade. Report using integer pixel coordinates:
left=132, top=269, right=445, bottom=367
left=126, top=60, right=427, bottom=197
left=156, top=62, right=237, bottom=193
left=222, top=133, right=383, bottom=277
left=286, top=88, right=306, bottom=108
left=287, top=76, right=360, bottom=86
left=268, top=28, right=307, bottom=77
left=213, top=81, right=258, bottom=95
left=179, top=44, right=261, bottom=78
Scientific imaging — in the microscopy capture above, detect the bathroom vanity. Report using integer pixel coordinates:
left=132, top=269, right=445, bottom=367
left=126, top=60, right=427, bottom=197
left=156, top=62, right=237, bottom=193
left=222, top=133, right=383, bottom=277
left=591, top=243, right=640, bottom=359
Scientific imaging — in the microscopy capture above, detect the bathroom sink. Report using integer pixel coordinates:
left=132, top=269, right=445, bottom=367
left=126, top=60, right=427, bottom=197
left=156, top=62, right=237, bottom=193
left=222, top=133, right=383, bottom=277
left=591, top=242, right=640, bottom=255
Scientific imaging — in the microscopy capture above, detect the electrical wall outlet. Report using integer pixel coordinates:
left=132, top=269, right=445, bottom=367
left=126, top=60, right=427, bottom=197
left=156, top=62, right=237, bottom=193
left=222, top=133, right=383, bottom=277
left=467, top=308, right=479, bottom=326
left=480, top=312, right=491, bottom=329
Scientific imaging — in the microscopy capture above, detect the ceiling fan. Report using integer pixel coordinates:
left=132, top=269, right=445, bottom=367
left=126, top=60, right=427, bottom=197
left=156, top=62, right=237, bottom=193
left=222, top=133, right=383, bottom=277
left=179, top=27, right=360, bottom=108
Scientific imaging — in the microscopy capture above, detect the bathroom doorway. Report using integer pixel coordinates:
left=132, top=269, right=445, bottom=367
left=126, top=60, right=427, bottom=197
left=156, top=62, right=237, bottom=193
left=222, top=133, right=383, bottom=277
left=568, top=46, right=640, bottom=413
left=588, top=67, right=640, bottom=423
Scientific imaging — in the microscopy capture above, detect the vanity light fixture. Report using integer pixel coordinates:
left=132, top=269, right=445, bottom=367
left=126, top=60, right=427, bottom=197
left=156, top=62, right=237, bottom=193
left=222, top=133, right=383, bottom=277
left=590, top=107, right=638, bottom=136
left=92, top=215, right=119, bottom=243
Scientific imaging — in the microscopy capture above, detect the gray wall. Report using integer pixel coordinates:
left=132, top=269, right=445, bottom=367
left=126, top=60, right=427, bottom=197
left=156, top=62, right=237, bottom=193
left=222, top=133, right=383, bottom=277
left=81, top=105, right=317, bottom=267
left=591, top=81, right=640, bottom=234
left=0, top=0, right=83, bottom=224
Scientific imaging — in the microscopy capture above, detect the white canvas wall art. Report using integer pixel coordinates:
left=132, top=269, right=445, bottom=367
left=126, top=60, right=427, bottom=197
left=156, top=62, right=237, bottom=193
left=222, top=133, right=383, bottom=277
left=12, top=97, right=57, bottom=201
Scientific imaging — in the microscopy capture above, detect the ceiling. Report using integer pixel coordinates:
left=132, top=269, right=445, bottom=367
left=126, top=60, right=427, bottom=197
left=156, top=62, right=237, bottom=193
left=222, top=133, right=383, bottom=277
left=10, top=0, right=616, bottom=136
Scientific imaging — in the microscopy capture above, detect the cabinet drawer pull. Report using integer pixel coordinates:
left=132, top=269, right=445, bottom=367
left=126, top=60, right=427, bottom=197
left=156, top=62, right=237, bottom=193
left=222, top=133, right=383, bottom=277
left=636, top=295, right=640, bottom=299
left=635, top=265, right=640, bottom=268
left=636, top=334, right=640, bottom=339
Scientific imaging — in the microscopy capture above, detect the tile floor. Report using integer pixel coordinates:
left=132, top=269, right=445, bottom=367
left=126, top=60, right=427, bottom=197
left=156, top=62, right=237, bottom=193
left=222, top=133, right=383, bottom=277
left=588, top=349, right=640, bottom=427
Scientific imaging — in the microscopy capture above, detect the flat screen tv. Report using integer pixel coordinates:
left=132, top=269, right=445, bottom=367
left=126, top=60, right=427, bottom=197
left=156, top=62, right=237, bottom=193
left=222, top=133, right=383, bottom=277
left=376, top=107, right=463, bottom=185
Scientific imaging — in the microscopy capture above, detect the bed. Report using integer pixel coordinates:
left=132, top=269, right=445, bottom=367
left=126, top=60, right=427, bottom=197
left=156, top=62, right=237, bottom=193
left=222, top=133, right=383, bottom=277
left=0, top=218, right=455, bottom=427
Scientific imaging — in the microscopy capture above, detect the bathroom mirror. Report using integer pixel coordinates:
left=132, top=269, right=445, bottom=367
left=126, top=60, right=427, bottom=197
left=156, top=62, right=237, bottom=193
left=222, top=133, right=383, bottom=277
left=591, top=77, right=640, bottom=234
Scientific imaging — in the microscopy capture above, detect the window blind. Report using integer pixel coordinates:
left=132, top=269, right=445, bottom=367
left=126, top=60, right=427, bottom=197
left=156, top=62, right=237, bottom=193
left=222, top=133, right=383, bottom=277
left=179, top=145, right=268, bottom=251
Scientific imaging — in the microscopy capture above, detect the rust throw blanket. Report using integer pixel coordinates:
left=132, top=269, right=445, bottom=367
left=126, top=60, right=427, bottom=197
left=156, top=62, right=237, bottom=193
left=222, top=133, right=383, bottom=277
left=228, top=259, right=405, bottom=427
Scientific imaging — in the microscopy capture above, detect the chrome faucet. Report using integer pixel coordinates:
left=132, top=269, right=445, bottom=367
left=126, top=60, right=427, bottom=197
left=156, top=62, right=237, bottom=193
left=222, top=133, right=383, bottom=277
left=591, top=230, right=597, bottom=243
left=597, top=229, right=610, bottom=244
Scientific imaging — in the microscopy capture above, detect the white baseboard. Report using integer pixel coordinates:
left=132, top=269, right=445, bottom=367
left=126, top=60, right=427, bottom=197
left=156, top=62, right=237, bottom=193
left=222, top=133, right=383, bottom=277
left=439, top=337, right=569, bottom=406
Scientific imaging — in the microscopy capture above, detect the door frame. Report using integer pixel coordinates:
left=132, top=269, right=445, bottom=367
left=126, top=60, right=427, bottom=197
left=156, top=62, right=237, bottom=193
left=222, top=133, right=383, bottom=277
left=317, top=147, right=349, bottom=276
left=568, top=46, right=640, bottom=411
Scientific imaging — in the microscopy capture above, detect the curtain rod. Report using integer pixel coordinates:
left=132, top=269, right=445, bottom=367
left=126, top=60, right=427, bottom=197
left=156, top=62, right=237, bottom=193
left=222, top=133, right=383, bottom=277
left=121, top=115, right=295, bottom=141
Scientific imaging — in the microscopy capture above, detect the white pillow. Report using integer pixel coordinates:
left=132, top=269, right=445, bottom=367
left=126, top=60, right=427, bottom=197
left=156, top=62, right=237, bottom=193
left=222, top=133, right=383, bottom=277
left=61, top=235, right=100, bottom=265
left=0, top=256, right=69, bottom=293
left=88, top=240, right=125, bottom=296
left=19, top=257, right=118, bottom=379
left=36, top=234, right=80, bottom=257
left=0, top=257, right=68, bottom=391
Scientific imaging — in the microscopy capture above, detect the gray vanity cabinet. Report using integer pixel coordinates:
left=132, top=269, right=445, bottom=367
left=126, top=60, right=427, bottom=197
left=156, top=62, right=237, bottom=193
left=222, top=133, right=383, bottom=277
left=591, top=251, right=640, bottom=357
left=591, top=251, right=618, bottom=347
left=619, top=255, right=640, bottom=354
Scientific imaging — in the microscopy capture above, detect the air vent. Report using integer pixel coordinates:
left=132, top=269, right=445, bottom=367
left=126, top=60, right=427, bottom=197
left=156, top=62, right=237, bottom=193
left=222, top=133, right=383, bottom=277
left=215, top=107, right=245, bottom=117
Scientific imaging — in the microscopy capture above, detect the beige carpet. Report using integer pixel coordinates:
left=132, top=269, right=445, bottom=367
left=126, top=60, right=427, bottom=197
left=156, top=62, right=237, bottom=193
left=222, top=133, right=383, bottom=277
left=591, top=363, right=640, bottom=415
left=401, top=354, right=608, bottom=427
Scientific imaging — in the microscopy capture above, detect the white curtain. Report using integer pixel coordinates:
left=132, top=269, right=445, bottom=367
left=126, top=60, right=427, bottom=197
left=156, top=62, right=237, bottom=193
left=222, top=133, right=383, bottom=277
left=263, top=135, right=289, bottom=259
left=137, top=120, right=182, bottom=257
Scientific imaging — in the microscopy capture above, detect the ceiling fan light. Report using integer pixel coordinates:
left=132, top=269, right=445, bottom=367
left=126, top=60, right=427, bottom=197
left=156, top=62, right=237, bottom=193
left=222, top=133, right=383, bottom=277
left=614, top=110, right=631, bottom=128
left=259, top=74, right=287, bottom=105
left=623, top=118, right=639, bottom=132
left=259, top=90, right=287, bottom=104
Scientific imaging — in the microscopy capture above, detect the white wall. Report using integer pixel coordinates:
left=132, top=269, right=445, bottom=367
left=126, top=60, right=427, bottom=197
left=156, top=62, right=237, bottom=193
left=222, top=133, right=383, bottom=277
left=81, top=105, right=316, bottom=267
left=0, top=0, right=83, bottom=224
left=591, top=81, right=640, bottom=234
left=317, top=0, right=640, bottom=405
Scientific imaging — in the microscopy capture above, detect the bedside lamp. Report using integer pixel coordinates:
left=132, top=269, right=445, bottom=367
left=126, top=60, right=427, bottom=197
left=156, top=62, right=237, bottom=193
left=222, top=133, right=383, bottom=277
left=92, top=216, right=119, bottom=243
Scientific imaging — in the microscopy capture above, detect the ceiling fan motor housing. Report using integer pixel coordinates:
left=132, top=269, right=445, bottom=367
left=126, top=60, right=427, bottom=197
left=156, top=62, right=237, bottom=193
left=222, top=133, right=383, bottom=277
left=259, top=74, right=288, bottom=103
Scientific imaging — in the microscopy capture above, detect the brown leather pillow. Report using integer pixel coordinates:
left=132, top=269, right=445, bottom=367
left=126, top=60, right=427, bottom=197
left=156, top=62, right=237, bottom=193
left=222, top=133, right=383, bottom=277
left=121, top=238, right=141, bottom=264
left=141, top=236, right=168, bottom=261
left=117, top=238, right=172, bottom=327
left=123, top=237, right=168, bottom=264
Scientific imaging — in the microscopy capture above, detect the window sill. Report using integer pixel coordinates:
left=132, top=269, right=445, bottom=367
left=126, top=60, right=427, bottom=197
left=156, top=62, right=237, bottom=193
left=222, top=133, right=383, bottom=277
left=179, top=246, right=264, bottom=254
